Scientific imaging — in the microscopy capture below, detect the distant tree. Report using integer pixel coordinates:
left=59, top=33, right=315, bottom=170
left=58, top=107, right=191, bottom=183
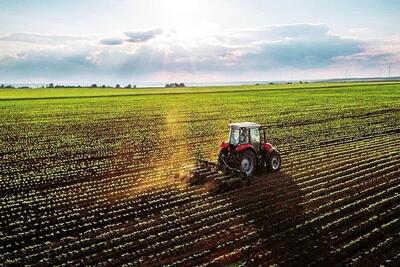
left=269, top=82, right=274, bottom=85
left=0, top=84, right=4, bottom=89
left=90, top=84, right=97, bottom=88
left=133, top=85, right=136, bottom=88
left=165, top=83, right=186, bottom=88
left=115, top=84, right=120, bottom=88
left=48, top=83, right=54, bottom=88
left=125, top=84, right=132, bottom=88
left=5, top=85, right=14, bottom=88
left=299, top=81, right=303, bottom=84
left=101, top=85, right=106, bottom=88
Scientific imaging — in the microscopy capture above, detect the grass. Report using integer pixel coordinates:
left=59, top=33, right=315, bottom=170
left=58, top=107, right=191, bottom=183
left=0, top=81, right=399, bottom=100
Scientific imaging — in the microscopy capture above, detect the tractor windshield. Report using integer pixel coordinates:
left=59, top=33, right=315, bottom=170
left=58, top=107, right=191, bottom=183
left=229, top=127, right=247, bottom=146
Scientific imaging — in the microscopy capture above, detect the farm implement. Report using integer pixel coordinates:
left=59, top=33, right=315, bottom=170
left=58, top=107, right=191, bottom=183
left=183, top=158, right=249, bottom=193
left=182, top=122, right=282, bottom=193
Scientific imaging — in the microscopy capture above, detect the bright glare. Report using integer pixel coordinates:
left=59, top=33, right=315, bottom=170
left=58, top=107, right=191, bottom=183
left=160, top=0, right=201, bottom=29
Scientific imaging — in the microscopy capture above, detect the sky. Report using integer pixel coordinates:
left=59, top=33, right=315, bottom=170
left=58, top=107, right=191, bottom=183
left=0, top=0, right=399, bottom=85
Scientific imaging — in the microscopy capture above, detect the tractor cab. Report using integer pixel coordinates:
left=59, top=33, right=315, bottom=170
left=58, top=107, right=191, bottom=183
left=228, top=122, right=264, bottom=152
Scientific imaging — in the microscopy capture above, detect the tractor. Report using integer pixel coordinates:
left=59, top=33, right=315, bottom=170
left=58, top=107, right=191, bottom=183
left=183, top=122, right=281, bottom=192
left=218, top=122, right=281, bottom=176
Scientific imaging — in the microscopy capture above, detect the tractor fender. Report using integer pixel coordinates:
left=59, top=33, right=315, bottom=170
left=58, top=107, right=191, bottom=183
left=263, top=148, right=280, bottom=161
left=235, top=144, right=257, bottom=155
left=263, top=142, right=274, bottom=152
left=220, top=141, right=230, bottom=150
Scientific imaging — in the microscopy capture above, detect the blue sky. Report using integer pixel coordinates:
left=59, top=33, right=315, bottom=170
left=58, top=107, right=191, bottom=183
left=0, top=0, right=399, bottom=84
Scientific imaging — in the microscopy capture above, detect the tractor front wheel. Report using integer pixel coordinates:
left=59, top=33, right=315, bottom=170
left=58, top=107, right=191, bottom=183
left=267, top=150, right=281, bottom=172
left=238, top=150, right=256, bottom=176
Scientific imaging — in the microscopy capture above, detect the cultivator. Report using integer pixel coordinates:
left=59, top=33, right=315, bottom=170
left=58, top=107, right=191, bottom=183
left=183, top=158, right=252, bottom=193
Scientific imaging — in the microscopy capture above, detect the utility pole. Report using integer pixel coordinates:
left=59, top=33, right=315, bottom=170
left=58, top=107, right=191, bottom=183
left=388, top=64, right=392, bottom=78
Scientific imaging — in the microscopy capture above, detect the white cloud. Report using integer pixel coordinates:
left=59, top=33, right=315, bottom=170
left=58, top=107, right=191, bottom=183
left=0, top=32, right=89, bottom=45
left=124, top=28, right=164, bottom=43
left=99, top=37, right=125, bottom=46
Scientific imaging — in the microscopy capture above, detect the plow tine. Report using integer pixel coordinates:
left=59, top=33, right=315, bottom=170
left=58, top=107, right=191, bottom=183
left=183, top=157, right=251, bottom=193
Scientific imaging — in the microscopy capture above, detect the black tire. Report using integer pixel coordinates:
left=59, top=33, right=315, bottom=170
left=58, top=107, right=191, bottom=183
left=267, top=150, right=281, bottom=172
left=238, top=150, right=256, bottom=176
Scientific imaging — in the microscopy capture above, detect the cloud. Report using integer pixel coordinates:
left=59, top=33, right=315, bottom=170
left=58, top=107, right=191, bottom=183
left=99, top=37, right=124, bottom=46
left=0, top=49, right=95, bottom=79
left=124, top=28, right=163, bottom=43
left=240, top=34, right=363, bottom=69
left=0, top=24, right=399, bottom=82
left=98, top=28, right=164, bottom=46
left=0, top=32, right=87, bottom=45
left=212, top=24, right=334, bottom=48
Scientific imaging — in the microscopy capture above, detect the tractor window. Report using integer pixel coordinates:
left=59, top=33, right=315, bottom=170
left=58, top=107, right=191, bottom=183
left=239, top=129, right=248, bottom=143
left=230, top=128, right=240, bottom=146
left=250, top=128, right=260, bottom=144
left=230, top=128, right=248, bottom=145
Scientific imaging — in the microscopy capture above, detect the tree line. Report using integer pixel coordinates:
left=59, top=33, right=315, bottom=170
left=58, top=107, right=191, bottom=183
left=165, top=83, right=185, bottom=88
left=0, top=84, right=138, bottom=89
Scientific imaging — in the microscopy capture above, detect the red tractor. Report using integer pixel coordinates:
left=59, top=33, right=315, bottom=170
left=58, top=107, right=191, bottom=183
left=184, top=122, right=281, bottom=191
left=218, top=122, right=281, bottom=176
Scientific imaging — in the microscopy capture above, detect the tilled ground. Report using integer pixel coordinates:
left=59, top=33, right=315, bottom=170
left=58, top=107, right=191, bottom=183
left=1, top=83, right=400, bottom=266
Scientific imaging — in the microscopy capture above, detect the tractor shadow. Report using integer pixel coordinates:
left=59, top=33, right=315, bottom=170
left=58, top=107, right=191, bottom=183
left=219, top=172, right=333, bottom=265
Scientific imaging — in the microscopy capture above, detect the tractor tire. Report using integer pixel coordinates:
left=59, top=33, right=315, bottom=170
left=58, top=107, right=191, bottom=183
left=267, top=150, right=281, bottom=172
left=238, top=150, right=256, bottom=176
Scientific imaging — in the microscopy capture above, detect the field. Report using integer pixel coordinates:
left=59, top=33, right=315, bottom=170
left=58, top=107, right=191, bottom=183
left=1, top=82, right=400, bottom=266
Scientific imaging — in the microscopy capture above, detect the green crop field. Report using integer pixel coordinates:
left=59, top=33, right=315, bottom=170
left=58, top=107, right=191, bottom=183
left=1, top=82, right=400, bottom=265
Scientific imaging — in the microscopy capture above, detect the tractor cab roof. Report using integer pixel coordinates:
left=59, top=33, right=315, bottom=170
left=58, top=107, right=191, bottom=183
left=229, top=122, right=261, bottom=129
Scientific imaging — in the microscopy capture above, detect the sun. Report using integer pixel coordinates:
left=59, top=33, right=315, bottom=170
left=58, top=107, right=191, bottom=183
left=161, top=0, right=195, bottom=14
left=159, top=0, right=201, bottom=29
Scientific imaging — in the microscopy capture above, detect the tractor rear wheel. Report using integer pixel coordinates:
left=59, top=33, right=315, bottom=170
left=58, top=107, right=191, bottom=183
left=238, top=150, right=256, bottom=176
left=267, top=150, right=281, bottom=172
